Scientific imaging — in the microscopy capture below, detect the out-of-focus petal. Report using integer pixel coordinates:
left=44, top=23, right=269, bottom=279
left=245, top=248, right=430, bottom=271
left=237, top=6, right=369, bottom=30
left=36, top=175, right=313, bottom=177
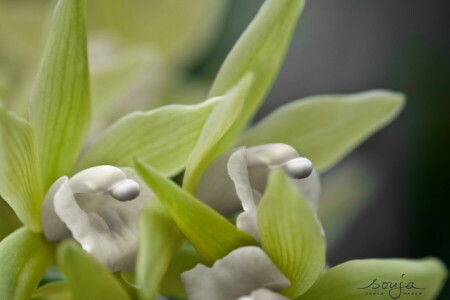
left=238, top=289, right=290, bottom=300
left=181, top=246, right=290, bottom=300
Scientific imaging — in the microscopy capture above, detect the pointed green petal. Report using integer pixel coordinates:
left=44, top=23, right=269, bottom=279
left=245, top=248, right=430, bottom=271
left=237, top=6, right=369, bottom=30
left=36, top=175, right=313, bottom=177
left=0, top=106, right=43, bottom=231
left=0, top=228, right=54, bottom=300
left=160, top=245, right=202, bottom=298
left=298, top=258, right=447, bottom=300
left=209, top=0, right=305, bottom=135
left=136, top=201, right=184, bottom=300
left=78, top=98, right=219, bottom=177
left=134, top=160, right=256, bottom=265
left=57, top=240, right=130, bottom=300
left=258, top=169, right=326, bottom=298
left=32, top=282, right=70, bottom=300
left=30, top=0, right=90, bottom=189
left=183, top=74, right=253, bottom=193
left=239, top=90, right=405, bottom=172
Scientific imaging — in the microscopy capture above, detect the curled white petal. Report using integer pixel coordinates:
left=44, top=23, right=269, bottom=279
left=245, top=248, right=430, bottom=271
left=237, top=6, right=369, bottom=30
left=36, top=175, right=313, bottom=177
left=197, top=144, right=321, bottom=239
left=182, top=246, right=290, bottom=300
left=238, top=289, right=290, bottom=300
left=41, top=166, right=153, bottom=271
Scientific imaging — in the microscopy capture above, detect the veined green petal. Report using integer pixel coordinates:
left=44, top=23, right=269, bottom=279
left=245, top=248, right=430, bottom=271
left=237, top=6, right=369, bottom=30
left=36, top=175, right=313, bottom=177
left=136, top=201, right=184, bottom=300
left=160, top=245, right=202, bottom=298
left=298, top=258, right=447, bottom=300
left=134, top=160, right=256, bottom=265
left=30, top=0, right=90, bottom=190
left=78, top=98, right=219, bottom=177
left=258, top=169, right=326, bottom=298
left=0, top=228, right=54, bottom=300
left=209, top=0, right=305, bottom=136
left=183, top=74, right=253, bottom=193
left=57, top=240, right=130, bottom=300
left=239, top=90, right=405, bottom=172
left=31, top=282, right=70, bottom=300
left=0, top=106, right=43, bottom=231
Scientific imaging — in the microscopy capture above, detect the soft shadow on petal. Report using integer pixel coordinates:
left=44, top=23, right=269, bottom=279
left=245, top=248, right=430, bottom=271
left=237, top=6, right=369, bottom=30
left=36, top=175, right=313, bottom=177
left=196, top=149, right=243, bottom=216
left=181, top=246, right=290, bottom=300
left=238, top=289, right=290, bottom=300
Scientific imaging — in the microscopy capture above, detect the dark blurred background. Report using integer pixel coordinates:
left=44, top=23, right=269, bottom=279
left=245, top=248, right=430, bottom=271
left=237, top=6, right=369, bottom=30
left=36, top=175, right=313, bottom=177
left=193, top=0, right=450, bottom=298
left=1, top=0, right=449, bottom=298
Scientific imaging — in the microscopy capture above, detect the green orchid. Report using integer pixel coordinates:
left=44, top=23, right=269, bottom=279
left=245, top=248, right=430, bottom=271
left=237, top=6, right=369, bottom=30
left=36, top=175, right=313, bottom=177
left=0, top=0, right=447, bottom=299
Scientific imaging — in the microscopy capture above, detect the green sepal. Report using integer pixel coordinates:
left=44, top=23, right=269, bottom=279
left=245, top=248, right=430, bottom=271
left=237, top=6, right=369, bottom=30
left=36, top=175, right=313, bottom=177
left=258, top=169, right=326, bottom=298
left=0, top=228, right=54, bottom=300
left=134, top=159, right=256, bottom=265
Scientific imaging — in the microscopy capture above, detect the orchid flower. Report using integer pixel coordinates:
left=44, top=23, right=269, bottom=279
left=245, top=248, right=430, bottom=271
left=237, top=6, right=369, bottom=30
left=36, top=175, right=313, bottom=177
left=196, top=143, right=320, bottom=241
left=0, top=0, right=447, bottom=299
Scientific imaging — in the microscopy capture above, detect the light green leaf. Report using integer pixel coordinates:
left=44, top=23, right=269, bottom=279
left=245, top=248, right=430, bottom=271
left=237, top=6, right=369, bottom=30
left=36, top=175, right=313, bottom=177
left=160, top=245, right=202, bottom=298
left=298, top=258, right=447, bottom=300
left=30, top=0, right=90, bottom=189
left=78, top=98, right=219, bottom=177
left=258, top=169, right=326, bottom=298
left=209, top=0, right=305, bottom=136
left=136, top=200, right=184, bottom=300
left=32, top=282, right=71, bottom=300
left=0, top=228, right=54, bottom=300
left=134, top=160, right=256, bottom=265
left=239, top=90, right=405, bottom=172
left=0, top=106, right=43, bottom=231
left=57, top=240, right=130, bottom=300
left=183, top=74, right=253, bottom=193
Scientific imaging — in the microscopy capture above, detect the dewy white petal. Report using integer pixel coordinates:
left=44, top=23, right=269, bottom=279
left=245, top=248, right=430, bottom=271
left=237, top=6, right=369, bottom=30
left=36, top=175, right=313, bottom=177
left=181, top=246, right=290, bottom=300
left=41, top=166, right=153, bottom=271
left=238, top=289, right=290, bottom=300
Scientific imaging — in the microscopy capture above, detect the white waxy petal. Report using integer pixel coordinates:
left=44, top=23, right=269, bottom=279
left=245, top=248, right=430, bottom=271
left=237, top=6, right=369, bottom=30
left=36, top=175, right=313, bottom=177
left=196, top=144, right=321, bottom=239
left=238, top=289, right=290, bottom=300
left=41, top=166, right=153, bottom=271
left=182, top=246, right=290, bottom=300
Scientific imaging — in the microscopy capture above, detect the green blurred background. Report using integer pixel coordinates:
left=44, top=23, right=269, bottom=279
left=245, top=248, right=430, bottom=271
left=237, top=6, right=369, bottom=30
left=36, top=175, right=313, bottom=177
left=1, top=0, right=449, bottom=298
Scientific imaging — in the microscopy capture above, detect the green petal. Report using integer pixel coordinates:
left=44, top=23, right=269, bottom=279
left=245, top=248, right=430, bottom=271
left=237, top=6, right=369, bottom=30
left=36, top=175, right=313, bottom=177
left=136, top=201, right=184, bottom=300
left=183, top=74, right=253, bottom=193
left=0, top=228, right=54, bottom=300
left=209, top=0, right=305, bottom=136
left=30, top=0, right=90, bottom=189
left=258, top=169, right=326, bottom=298
left=134, top=160, right=256, bottom=265
left=298, top=258, right=447, bottom=300
left=0, top=106, right=43, bottom=231
left=32, top=282, right=70, bottom=300
left=160, top=245, right=202, bottom=298
left=57, top=240, right=130, bottom=300
left=239, top=90, right=405, bottom=172
left=78, top=98, right=219, bottom=177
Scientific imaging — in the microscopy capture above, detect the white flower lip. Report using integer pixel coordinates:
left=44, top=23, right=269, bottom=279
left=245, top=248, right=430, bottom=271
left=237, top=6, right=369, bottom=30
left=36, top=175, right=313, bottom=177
left=41, top=165, right=153, bottom=271
left=182, top=246, right=290, bottom=300
left=196, top=143, right=321, bottom=240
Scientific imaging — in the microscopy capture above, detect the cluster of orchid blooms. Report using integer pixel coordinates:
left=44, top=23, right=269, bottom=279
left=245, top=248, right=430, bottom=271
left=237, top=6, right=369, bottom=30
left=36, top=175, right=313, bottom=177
left=0, top=0, right=446, bottom=299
